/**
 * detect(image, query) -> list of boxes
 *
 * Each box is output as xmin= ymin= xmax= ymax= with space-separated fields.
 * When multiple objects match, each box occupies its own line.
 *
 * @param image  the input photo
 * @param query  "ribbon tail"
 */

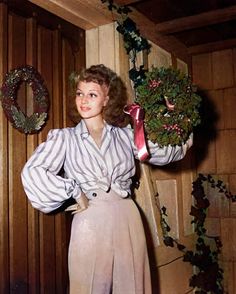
xmin=134 ymin=120 xmax=149 ymax=161
xmin=124 ymin=103 xmax=149 ymax=161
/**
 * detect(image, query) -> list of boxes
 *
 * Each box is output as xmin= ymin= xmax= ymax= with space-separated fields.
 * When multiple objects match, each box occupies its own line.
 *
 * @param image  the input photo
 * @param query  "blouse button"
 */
xmin=92 ymin=193 xmax=97 ymax=197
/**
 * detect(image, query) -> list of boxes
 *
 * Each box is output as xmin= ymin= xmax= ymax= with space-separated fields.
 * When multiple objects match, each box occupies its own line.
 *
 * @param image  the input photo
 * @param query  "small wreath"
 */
xmin=0 ymin=65 xmax=49 ymax=134
xmin=135 ymin=66 xmax=201 ymax=146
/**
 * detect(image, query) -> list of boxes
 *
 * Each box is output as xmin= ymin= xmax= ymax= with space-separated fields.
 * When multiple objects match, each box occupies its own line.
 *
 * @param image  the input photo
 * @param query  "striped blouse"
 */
xmin=21 ymin=120 xmax=191 ymax=213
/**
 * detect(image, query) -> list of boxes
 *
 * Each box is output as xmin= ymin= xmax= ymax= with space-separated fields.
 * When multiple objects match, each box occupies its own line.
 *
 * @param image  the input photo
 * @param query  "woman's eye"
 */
xmin=89 ymin=93 xmax=97 ymax=98
xmin=76 ymin=92 xmax=83 ymax=97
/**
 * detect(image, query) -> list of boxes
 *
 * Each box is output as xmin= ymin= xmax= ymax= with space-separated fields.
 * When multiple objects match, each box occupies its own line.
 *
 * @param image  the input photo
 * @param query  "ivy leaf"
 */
xmin=177 ymin=243 xmax=186 ymax=251
xmin=163 ymin=236 xmax=174 ymax=247
xmin=161 ymin=206 xmax=167 ymax=215
xmin=183 ymin=250 xmax=193 ymax=262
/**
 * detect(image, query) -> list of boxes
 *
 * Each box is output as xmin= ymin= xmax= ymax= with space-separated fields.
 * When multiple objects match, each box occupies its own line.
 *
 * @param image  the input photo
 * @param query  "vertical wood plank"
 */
xmin=223 ymin=88 xmax=236 ymax=129
xmin=156 ymin=179 xmax=179 ymax=239
xmin=147 ymin=41 xmax=172 ymax=68
xmin=8 ymin=13 xmax=28 ymax=293
xmin=212 ymin=49 xmax=234 ymax=89
xmin=229 ymin=174 xmax=236 ymax=217
xmin=86 ymin=27 xmax=99 ymax=67
xmin=192 ymin=53 xmax=213 ymax=90
xmin=220 ymin=218 xmax=236 ymax=261
xmin=75 ymin=30 xmax=86 ymax=73
xmin=207 ymin=174 xmax=230 ymax=218
xmin=216 ymin=130 xmax=236 ymax=174
xmin=181 ymin=170 xmax=194 ymax=236
xmin=37 ymin=25 xmax=56 ymax=294
xmin=26 ymin=17 xmax=40 ymax=294
xmin=0 ymin=3 xmax=9 ymax=294
xmin=53 ymin=29 xmax=68 ymax=294
xmin=62 ymin=38 xmax=76 ymax=127
xmin=176 ymin=58 xmax=188 ymax=74
xmin=117 ymin=34 xmax=133 ymax=102
xmin=98 ymin=23 xmax=116 ymax=70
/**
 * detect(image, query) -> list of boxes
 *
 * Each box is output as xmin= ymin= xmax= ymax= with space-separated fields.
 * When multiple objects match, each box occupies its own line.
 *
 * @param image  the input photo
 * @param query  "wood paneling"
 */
xmin=0 ymin=4 xmax=9 ymax=294
xmin=212 ymin=49 xmax=234 ymax=89
xmin=192 ymin=53 xmax=213 ymax=90
xmin=216 ymin=130 xmax=236 ymax=174
xmin=26 ymin=17 xmax=40 ymax=294
xmin=0 ymin=2 xmax=85 ymax=293
xmin=8 ymin=13 xmax=28 ymax=293
xmin=192 ymin=46 xmax=236 ymax=293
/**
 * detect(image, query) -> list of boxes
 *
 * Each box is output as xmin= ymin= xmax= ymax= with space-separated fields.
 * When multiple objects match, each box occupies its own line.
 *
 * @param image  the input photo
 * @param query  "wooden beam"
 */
xmin=156 ymin=5 xmax=236 ymax=34
xmin=188 ymin=37 xmax=236 ymax=55
xmin=129 ymin=9 xmax=190 ymax=63
xmin=115 ymin=0 xmax=141 ymax=4
xmin=29 ymin=0 xmax=190 ymax=63
xmin=28 ymin=0 xmax=114 ymax=29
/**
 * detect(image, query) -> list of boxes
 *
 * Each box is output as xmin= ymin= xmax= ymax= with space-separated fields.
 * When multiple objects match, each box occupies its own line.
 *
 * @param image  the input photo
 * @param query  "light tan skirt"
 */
xmin=68 ymin=189 xmax=152 ymax=294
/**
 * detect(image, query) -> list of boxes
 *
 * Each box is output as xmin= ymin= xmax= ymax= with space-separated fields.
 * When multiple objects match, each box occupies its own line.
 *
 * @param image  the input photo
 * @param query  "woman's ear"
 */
xmin=103 ymin=95 xmax=109 ymax=106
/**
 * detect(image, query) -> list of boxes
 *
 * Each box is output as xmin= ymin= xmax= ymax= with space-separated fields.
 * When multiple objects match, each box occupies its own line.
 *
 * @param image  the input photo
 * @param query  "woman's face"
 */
xmin=75 ymin=81 xmax=109 ymax=120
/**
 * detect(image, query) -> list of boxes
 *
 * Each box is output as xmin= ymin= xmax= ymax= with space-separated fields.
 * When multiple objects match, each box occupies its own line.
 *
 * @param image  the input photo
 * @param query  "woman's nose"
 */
xmin=81 ymin=95 xmax=88 ymax=104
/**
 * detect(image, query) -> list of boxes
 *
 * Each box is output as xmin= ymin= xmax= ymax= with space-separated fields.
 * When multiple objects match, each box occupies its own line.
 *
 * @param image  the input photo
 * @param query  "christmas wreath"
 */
xmin=135 ymin=66 xmax=201 ymax=146
xmin=0 ymin=65 xmax=49 ymax=134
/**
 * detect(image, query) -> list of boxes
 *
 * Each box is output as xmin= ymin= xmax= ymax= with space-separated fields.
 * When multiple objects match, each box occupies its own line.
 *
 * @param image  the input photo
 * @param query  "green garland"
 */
xmin=157 ymin=174 xmax=236 ymax=293
xmin=101 ymin=0 xmax=150 ymax=87
xmin=136 ymin=67 xmax=201 ymax=146
xmin=0 ymin=65 xmax=49 ymax=134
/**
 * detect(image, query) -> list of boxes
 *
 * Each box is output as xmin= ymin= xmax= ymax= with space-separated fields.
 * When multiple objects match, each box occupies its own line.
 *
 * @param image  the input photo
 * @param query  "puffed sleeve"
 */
xmin=125 ymin=125 xmax=193 ymax=165
xmin=147 ymin=133 xmax=193 ymax=165
xmin=21 ymin=129 xmax=82 ymax=213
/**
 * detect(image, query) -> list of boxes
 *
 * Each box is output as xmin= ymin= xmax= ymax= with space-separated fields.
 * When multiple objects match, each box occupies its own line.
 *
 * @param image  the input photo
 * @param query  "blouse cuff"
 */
xmin=65 ymin=180 xmax=82 ymax=202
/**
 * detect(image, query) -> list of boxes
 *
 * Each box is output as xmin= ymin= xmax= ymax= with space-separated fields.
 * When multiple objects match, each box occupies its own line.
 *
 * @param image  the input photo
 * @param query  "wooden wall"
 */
xmin=0 ymin=2 xmax=85 ymax=293
xmin=192 ymin=49 xmax=236 ymax=294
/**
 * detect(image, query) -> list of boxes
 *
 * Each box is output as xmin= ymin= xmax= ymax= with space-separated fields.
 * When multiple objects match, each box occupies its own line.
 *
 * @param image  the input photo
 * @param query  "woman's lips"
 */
xmin=80 ymin=106 xmax=91 ymax=112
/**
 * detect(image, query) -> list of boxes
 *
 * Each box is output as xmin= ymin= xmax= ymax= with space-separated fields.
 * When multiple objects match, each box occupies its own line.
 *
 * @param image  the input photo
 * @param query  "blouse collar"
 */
xmin=74 ymin=119 xmax=113 ymax=139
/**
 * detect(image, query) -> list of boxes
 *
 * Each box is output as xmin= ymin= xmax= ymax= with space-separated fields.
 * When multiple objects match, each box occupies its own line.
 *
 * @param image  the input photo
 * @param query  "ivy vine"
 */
xmin=101 ymin=0 xmax=150 ymax=87
xmin=157 ymin=174 xmax=236 ymax=294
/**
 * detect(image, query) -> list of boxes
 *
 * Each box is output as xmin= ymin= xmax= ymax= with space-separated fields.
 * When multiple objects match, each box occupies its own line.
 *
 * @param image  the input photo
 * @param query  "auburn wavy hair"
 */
xmin=70 ymin=64 xmax=130 ymax=127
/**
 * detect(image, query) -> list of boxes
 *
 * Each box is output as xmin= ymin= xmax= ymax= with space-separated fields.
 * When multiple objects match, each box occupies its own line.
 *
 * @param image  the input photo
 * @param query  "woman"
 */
xmin=21 ymin=64 xmax=192 ymax=294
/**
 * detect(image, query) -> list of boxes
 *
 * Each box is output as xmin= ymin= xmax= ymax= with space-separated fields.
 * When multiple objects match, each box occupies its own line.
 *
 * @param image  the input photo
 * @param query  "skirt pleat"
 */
xmin=68 ymin=189 xmax=152 ymax=294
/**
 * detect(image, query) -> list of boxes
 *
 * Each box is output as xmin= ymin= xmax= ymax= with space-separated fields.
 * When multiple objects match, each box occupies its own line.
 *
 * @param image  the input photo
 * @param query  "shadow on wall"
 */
xmin=194 ymin=90 xmax=219 ymax=168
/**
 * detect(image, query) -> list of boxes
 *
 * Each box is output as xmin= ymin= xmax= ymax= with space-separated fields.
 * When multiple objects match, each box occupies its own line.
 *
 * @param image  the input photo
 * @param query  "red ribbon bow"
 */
xmin=124 ymin=103 xmax=149 ymax=161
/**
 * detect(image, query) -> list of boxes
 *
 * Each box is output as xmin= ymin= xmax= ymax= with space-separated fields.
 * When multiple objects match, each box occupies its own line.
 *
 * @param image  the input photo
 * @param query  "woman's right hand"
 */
xmin=65 ymin=192 xmax=89 ymax=214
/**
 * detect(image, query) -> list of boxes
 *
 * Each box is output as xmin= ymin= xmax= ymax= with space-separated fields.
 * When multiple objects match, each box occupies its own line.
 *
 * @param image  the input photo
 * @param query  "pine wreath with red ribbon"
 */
xmin=135 ymin=66 xmax=201 ymax=146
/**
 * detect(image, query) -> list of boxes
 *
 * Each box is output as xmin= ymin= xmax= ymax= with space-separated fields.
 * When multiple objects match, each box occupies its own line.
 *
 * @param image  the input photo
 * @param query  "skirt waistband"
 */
xmin=86 ymin=189 xmax=130 ymax=201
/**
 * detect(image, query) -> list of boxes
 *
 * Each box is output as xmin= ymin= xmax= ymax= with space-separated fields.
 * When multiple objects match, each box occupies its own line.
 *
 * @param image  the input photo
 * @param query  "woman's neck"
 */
xmin=83 ymin=116 xmax=105 ymax=133
xmin=83 ymin=117 xmax=105 ymax=148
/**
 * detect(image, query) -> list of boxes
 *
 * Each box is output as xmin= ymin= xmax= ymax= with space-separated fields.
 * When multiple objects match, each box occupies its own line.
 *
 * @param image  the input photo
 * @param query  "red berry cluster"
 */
xmin=148 ymin=79 xmax=161 ymax=89
xmin=163 ymin=123 xmax=183 ymax=136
